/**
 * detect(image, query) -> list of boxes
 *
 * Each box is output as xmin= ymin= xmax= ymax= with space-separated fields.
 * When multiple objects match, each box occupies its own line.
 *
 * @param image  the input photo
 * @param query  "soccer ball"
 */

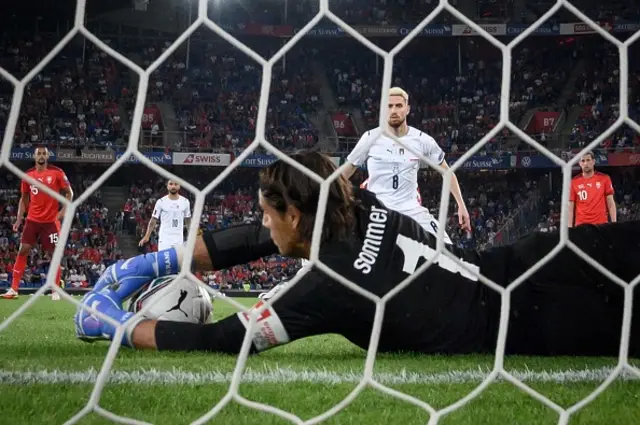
xmin=127 ymin=275 xmax=213 ymax=324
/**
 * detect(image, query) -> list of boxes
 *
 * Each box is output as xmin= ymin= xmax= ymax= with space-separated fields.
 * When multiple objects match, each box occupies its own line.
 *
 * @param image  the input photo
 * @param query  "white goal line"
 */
xmin=1 ymin=366 xmax=638 ymax=386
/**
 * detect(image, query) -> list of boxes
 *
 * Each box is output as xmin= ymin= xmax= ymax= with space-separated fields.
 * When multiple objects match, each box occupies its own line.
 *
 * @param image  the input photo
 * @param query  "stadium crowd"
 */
xmin=2 ymin=15 xmax=639 ymax=158
xmin=328 ymin=35 xmax=580 ymax=155
xmin=0 ymin=35 xmax=132 ymax=150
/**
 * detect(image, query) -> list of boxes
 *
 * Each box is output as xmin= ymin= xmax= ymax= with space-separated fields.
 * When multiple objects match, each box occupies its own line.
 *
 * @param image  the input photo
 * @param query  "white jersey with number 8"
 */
xmin=349 ymin=126 xmax=451 ymax=244
xmin=347 ymin=126 xmax=444 ymax=213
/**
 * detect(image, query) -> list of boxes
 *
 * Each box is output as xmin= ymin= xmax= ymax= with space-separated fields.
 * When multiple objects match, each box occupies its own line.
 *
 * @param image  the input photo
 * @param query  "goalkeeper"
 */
xmin=76 ymin=152 xmax=640 ymax=357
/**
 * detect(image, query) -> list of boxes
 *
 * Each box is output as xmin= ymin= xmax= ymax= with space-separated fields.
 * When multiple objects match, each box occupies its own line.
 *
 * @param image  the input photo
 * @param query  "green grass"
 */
xmin=1 ymin=296 xmax=639 ymax=425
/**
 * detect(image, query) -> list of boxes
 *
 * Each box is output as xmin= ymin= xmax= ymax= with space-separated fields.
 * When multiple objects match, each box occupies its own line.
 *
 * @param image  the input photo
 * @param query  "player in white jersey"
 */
xmin=342 ymin=87 xmax=471 ymax=243
xmin=139 ymin=180 xmax=192 ymax=251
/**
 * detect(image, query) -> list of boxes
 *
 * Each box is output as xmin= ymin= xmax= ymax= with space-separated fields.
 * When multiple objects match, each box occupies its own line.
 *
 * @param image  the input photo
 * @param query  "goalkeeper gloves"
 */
xmin=74 ymin=289 xmax=144 ymax=347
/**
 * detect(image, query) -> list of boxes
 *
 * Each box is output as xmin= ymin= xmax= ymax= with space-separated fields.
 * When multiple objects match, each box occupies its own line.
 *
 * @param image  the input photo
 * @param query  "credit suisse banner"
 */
xmin=7 ymin=149 xmax=639 ymax=169
xmin=449 ymin=155 xmax=511 ymax=170
xmin=57 ymin=149 xmax=114 ymax=164
xmin=526 ymin=111 xmax=560 ymax=134
xmin=115 ymin=151 xmax=173 ymax=165
xmin=240 ymin=154 xmax=341 ymax=168
xmin=173 ymin=152 xmax=231 ymax=166
xmin=516 ymin=152 xmax=609 ymax=168
xmin=241 ymin=20 xmax=640 ymax=38
xmin=7 ymin=148 xmax=56 ymax=162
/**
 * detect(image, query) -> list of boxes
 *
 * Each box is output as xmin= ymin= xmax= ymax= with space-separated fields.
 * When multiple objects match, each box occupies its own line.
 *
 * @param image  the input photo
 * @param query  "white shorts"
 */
xmin=405 ymin=208 xmax=453 ymax=245
xmin=158 ymin=239 xmax=183 ymax=251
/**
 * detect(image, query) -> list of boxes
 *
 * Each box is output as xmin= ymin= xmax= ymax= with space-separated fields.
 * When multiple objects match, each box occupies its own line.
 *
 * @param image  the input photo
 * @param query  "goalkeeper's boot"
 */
xmin=0 ymin=288 xmax=18 ymax=299
xmin=74 ymin=289 xmax=143 ymax=347
xmin=93 ymin=248 xmax=179 ymax=301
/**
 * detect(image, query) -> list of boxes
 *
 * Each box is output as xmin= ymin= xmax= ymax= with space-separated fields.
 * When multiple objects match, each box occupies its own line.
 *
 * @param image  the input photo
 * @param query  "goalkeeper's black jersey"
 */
xmin=156 ymin=188 xmax=505 ymax=355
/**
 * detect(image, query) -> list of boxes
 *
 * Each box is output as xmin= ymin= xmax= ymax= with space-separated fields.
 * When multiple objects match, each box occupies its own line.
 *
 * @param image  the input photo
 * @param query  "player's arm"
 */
xmin=85 ymin=269 xmax=334 ymax=354
xmin=423 ymin=134 xmax=470 ymax=231
xmin=605 ymin=177 xmax=616 ymax=223
xmin=58 ymin=187 xmax=74 ymax=219
xmin=568 ymin=183 xmax=576 ymax=228
xmin=140 ymin=201 xmax=161 ymax=245
xmin=606 ymin=195 xmax=617 ymax=222
xmin=91 ymin=221 xmax=279 ymax=300
xmin=57 ymin=171 xmax=74 ymax=220
xmin=15 ymin=181 xmax=31 ymax=227
xmin=184 ymin=199 xmax=192 ymax=230
xmin=568 ymin=201 xmax=575 ymax=228
xmin=342 ymin=131 xmax=373 ymax=180
xmin=440 ymin=160 xmax=467 ymax=212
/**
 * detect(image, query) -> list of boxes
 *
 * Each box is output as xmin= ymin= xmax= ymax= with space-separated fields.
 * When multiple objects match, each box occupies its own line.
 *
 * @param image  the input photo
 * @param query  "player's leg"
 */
xmin=499 ymin=221 xmax=640 ymax=357
xmin=1 ymin=221 xmax=36 ymax=299
xmin=411 ymin=208 xmax=453 ymax=245
xmin=40 ymin=221 xmax=63 ymax=300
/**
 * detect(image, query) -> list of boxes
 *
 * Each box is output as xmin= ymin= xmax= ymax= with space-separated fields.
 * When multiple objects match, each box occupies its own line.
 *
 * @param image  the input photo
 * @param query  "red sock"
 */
xmin=11 ymin=254 xmax=27 ymax=291
xmin=55 ymin=266 xmax=62 ymax=288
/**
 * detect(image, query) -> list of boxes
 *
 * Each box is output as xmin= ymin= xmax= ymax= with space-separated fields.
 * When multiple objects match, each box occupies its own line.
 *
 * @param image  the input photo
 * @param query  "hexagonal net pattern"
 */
xmin=1 ymin=0 xmax=639 ymax=424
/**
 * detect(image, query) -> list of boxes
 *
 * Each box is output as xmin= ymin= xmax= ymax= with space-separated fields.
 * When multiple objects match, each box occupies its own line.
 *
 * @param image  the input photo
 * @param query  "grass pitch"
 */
xmin=1 ymin=296 xmax=639 ymax=425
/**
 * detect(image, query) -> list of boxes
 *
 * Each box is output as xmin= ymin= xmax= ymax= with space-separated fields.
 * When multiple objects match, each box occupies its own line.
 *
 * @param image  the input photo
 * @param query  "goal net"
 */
xmin=0 ymin=0 xmax=638 ymax=424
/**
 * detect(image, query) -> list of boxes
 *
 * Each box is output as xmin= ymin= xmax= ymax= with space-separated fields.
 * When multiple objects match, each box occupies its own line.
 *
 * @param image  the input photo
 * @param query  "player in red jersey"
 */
xmin=568 ymin=151 xmax=617 ymax=228
xmin=1 ymin=146 xmax=74 ymax=300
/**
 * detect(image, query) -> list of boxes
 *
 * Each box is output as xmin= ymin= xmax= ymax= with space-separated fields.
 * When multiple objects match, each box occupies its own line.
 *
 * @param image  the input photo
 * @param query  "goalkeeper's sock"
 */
xmin=109 ymin=247 xmax=181 ymax=300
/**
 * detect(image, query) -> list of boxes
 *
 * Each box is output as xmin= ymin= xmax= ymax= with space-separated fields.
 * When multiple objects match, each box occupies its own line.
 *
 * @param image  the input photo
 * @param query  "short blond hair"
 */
xmin=388 ymin=87 xmax=409 ymax=103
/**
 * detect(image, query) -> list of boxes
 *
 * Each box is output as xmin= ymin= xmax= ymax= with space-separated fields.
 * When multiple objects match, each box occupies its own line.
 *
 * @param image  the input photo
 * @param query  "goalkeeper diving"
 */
xmin=76 ymin=152 xmax=640 ymax=357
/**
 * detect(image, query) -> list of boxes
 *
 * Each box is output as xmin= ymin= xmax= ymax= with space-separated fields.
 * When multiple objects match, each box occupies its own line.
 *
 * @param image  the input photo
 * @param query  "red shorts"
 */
xmin=21 ymin=219 xmax=61 ymax=252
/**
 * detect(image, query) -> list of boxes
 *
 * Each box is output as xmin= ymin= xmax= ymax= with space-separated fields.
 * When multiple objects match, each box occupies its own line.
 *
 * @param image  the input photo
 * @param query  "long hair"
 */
xmin=259 ymin=151 xmax=356 ymax=244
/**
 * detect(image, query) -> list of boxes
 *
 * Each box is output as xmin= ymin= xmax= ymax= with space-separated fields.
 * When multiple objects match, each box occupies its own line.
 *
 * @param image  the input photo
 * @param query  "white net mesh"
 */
xmin=0 ymin=0 xmax=639 ymax=424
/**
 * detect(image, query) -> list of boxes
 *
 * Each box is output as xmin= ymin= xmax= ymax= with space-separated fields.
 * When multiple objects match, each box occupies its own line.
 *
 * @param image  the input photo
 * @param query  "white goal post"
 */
xmin=0 ymin=0 xmax=639 ymax=424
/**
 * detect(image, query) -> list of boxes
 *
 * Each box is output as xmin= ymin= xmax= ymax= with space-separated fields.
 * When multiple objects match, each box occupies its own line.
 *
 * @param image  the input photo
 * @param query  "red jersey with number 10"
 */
xmin=570 ymin=172 xmax=614 ymax=226
xmin=21 ymin=165 xmax=70 ymax=223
